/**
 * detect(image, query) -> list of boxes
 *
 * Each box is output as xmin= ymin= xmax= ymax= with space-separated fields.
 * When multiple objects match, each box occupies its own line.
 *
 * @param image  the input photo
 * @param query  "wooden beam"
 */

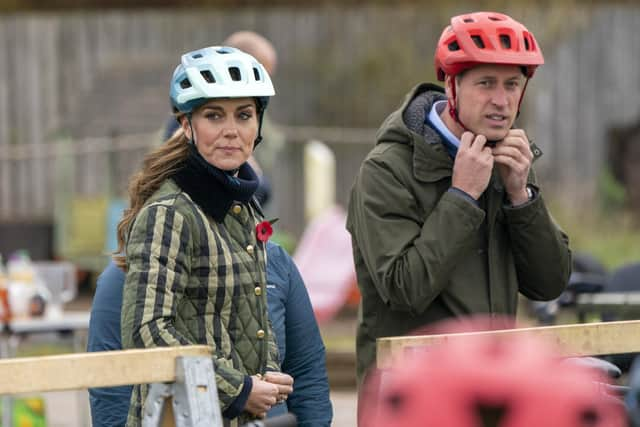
xmin=377 ymin=320 xmax=640 ymax=369
xmin=0 ymin=345 xmax=212 ymax=395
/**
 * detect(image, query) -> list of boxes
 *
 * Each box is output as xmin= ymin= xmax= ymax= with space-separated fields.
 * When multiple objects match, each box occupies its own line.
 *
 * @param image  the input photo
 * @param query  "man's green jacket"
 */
xmin=346 ymin=83 xmax=572 ymax=383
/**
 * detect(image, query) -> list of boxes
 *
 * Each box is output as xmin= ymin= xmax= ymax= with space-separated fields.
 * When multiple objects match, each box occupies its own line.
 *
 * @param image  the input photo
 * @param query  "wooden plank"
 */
xmin=0 ymin=345 xmax=212 ymax=395
xmin=377 ymin=320 xmax=640 ymax=369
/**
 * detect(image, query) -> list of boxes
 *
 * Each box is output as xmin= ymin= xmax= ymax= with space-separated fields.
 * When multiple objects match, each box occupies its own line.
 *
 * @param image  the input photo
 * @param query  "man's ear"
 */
xmin=444 ymin=75 xmax=453 ymax=98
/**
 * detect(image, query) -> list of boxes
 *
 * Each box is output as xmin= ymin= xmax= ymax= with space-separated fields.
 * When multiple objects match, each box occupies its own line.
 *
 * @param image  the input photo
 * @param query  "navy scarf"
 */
xmin=172 ymin=144 xmax=259 ymax=223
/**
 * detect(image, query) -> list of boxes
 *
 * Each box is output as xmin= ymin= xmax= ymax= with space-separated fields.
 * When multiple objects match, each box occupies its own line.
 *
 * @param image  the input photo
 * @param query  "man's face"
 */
xmin=451 ymin=64 xmax=525 ymax=141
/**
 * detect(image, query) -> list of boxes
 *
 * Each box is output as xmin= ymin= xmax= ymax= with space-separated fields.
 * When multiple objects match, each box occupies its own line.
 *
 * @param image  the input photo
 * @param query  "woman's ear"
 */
xmin=180 ymin=116 xmax=192 ymax=141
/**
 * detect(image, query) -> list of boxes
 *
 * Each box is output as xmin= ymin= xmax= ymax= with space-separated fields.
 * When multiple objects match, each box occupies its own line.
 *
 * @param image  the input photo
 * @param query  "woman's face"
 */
xmin=183 ymin=98 xmax=258 ymax=171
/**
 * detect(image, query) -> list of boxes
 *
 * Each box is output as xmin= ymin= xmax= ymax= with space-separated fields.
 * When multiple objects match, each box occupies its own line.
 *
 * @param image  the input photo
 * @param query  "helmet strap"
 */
xmin=186 ymin=114 xmax=197 ymax=145
xmin=447 ymin=77 xmax=470 ymax=133
xmin=517 ymin=77 xmax=530 ymax=116
xmin=254 ymin=109 xmax=265 ymax=149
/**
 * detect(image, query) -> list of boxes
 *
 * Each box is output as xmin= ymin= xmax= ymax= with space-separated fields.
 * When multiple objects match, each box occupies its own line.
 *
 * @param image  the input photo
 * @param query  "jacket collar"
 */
xmin=171 ymin=144 xmax=259 ymax=223
xmin=376 ymin=83 xmax=454 ymax=183
xmin=378 ymin=82 xmax=543 ymax=186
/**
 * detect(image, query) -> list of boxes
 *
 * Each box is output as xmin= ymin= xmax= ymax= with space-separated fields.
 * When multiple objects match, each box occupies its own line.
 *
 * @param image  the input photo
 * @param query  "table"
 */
xmin=0 ymin=311 xmax=90 ymax=427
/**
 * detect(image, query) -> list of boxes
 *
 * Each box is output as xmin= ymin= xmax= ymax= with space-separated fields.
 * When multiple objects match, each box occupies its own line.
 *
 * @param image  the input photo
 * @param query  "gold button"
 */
xmin=246 ymin=245 xmax=254 ymax=255
xmin=232 ymin=205 xmax=242 ymax=214
xmin=256 ymin=329 xmax=265 ymax=339
xmin=254 ymin=286 xmax=262 ymax=296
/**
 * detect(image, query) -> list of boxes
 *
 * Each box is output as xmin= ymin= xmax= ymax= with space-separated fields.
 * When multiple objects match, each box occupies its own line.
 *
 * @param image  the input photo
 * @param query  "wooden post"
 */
xmin=377 ymin=320 xmax=640 ymax=369
xmin=0 ymin=345 xmax=212 ymax=395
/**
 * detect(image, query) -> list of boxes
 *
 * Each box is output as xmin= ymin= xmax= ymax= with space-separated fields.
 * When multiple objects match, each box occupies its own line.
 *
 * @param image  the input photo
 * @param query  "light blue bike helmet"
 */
xmin=170 ymin=46 xmax=275 ymax=145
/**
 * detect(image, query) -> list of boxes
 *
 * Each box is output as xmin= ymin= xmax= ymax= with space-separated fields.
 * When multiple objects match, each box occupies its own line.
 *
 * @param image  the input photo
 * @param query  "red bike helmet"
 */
xmin=362 ymin=332 xmax=626 ymax=427
xmin=435 ymin=11 xmax=544 ymax=81
xmin=433 ymin=12 xmax=545 ymax=131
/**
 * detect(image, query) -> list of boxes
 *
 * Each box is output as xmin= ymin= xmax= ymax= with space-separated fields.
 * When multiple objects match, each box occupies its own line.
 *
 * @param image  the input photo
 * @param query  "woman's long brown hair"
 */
xmin=113 ymin=127 xmax=189 ymax=270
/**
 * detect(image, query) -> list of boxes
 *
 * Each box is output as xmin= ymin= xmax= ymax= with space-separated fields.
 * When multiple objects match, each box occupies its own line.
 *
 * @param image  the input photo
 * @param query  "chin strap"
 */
xmin=447 ymin=78 xmax=470 ymax=133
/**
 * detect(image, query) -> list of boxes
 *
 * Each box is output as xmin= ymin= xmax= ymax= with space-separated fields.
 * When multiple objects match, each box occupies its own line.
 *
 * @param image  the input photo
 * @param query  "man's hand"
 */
xmin=264 ymin=371 xmax=294 ymax=403
xmin=452 ymin=131 xmax=494 ymax=200
xmin=491 ymin=129 xmax=533 ymax=205
xmin=245 ymin=376 xmax=279 ymax=418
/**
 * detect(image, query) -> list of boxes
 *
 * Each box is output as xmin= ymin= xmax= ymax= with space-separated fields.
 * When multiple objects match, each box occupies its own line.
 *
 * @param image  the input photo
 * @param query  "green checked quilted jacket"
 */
xmin=121 ymin=179 xmax=280 ymax=426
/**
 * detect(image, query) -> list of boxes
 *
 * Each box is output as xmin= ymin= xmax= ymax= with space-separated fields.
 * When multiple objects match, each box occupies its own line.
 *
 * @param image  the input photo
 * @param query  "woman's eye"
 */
xmin=239 ymin=111 xmax=253 ymax=120
xmin=205 ymin=112 xmax=222 ymax=120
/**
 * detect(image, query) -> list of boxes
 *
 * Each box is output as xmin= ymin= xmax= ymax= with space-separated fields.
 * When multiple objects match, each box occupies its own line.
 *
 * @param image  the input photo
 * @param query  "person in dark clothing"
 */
xmin=346 ymin=11 xmax=572 ymax=399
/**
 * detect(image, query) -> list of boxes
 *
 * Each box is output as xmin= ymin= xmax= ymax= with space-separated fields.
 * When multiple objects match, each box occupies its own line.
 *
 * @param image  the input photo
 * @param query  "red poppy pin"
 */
xmin=256 ymin=218 xmax=278 ymax=243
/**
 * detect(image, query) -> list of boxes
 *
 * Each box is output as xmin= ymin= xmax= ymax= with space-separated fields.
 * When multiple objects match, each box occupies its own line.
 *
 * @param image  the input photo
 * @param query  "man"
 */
xmin=346 ymin=11 xmax=571 ymax=386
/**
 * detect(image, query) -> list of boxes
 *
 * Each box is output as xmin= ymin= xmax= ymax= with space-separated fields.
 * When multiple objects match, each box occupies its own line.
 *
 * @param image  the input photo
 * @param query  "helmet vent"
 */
xmin=217 ymin=48 xmax=233 ymax=54
xmin=385 ymin=392 xmax=405 ymax=413
xmin=471 ymin=35 xmax=485 ymax=49
xmin=524 ymin=36 xmax=531 ymax=51
xmin=180 ymin=78 xmax=192 ymax=89
xmin=475 ymin=402 xmax=508 ymax=427
xmin=448 ymin=40 xmax=460 ymax=51
xmin=192 ymin=53 xmax=203 ymax=59
xmin=499 ymin=35 xmax=511 ymax=49
xmin=200 ymin=70 xmax=216 ymax=83
xmin=579 ymin=408 xmax=600 ymax=426
xmin=463 ymin=18 xmax=474 ymax=23
xmin=488 ymin=15 xmax=505 ymax=21
xmin=228 ymin=67 xmax=242 ymax=81
xmin=253 ymin=67 xmax=261 ymax=81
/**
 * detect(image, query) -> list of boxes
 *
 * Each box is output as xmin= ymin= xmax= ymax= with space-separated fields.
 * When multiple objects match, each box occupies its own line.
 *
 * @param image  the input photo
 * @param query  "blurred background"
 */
xmin=1 ymin=0 xmax=640 ymax=425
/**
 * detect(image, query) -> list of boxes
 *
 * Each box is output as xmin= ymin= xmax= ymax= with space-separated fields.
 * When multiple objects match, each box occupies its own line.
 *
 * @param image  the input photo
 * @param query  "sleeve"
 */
xmin=504 ymin=184 xmax=572 ymax=301
xmin=280 ymin=249 xmax=333 ymax=426
xmin=120 ymin=204 xmax=249 ymax=413
xmin=266 ymin=319 xmax=282 ymax=373
xmin=348 ymin=157 xmax=486 ymax=314
xmin=87 ymin=262 xmax=131 ymax=427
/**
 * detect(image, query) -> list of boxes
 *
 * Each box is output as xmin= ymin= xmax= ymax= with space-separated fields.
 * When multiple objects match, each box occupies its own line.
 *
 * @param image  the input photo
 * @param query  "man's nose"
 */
xmin=491 ymin=87 xmax=509 ymax=107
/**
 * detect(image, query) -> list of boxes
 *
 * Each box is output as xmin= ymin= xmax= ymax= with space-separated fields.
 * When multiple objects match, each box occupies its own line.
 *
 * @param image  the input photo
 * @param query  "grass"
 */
xmin=551 ymin=201 xmax=640 ymax=271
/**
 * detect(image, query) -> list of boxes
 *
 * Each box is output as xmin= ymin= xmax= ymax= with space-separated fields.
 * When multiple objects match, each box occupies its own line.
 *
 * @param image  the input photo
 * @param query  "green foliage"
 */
xmin=552 ymin=200 xmax=640 ymax=270
xmin=597 ymin=167 xmax=627 ymax=214
xmin=270 ymin=230 xmax=297 ymax=255
xmin=315 ymin=33 xmax=436 ymax=127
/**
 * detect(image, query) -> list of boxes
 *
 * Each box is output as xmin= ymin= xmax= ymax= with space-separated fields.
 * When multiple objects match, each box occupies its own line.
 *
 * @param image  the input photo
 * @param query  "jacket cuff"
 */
xmin=223 ymin=375 xmax=252 ymax=419
xmin=448 ymin=187 xmax=479 ymax=207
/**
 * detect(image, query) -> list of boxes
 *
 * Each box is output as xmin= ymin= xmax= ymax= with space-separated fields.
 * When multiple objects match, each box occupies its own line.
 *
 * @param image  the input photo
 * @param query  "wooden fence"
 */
xmin=2 ymin=4 xmax=640 ymax=225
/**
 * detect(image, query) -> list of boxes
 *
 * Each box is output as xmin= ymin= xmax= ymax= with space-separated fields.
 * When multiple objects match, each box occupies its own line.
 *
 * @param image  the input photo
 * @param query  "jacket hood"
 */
xmin=376 ymin=83 xmax=446 ymax=147
xmin=376 ymin=83 xmax=453 ymax=183
xmin=375 ymin=83 xmax=543 ymax=185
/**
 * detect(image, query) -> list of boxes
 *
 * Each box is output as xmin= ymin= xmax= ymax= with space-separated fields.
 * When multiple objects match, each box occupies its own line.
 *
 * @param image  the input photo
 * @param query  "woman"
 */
xmin=115 ymin=46 xmax=293 ymax=426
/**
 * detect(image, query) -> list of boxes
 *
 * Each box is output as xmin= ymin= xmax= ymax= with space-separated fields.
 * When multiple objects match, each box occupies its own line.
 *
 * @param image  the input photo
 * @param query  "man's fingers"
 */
xmin=459 ymin=131 xmax=475 ymax=149
xmin=473 ymin=134 xmax=487 ymax=149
